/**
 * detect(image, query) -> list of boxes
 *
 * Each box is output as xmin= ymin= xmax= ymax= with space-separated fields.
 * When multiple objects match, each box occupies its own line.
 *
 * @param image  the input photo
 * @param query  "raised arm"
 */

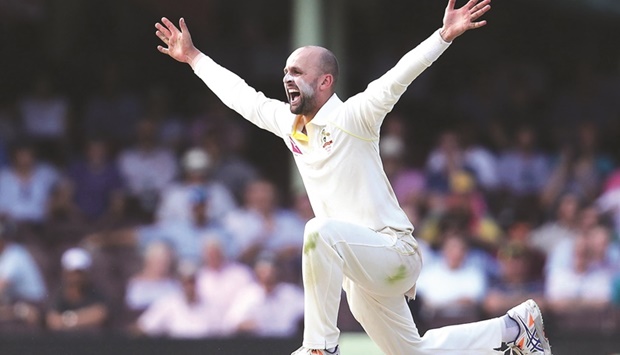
xmin=346 ymin=0 xmax=491 ymax=135
xmin=390 ymin=0 xmax=491 ymax=88
xmin=155 ymin=17 xmax=291 ymax=137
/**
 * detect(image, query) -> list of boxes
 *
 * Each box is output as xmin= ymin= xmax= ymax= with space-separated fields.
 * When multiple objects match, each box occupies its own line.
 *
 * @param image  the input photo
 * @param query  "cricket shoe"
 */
xmin=291 ymin=346 xmax=339 ymax=355
xmin=505 ymin=299 xmax=552 ymax=355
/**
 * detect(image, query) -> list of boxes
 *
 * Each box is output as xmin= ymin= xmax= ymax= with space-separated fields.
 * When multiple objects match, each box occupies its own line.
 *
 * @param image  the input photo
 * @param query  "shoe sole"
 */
xmin=526 ymin=300 xmax=553 ymax=355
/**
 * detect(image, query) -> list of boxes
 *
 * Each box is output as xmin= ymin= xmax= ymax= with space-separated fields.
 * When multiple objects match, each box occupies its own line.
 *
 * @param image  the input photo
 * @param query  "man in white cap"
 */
xmin=156 ymin=147 xmax=236 ymax=223
xmin=46 ymin=248 xmax=109 ymax=332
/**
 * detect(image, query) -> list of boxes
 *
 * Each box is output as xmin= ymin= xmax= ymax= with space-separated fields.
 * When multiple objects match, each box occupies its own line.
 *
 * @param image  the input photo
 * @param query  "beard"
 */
xmin=290 ymin=95 xmax=313 ymax=115
xmin=288 ymin=78 xmax=317 ymax=115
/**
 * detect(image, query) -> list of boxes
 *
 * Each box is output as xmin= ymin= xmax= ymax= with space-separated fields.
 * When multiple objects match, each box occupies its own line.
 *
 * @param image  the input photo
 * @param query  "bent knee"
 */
xmin=303 ymin=218 xmax=336 ymax=254
xmin=304 ymin=217 xmax=331 ymax=235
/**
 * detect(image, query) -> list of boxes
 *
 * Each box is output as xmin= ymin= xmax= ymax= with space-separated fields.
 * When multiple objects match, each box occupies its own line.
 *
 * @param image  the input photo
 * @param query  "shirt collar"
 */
xmin=290 ymin=94 xmax=342 ymax=141
xmin=309 ymin=93 xmax=342 ymax=126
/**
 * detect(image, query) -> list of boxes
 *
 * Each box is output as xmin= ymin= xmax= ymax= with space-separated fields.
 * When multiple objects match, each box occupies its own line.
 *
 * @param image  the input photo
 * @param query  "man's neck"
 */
xmin=300 ymin=114 xmax=313 ymax=126
xmin=300 ymin=92 xmax=333 ymax=125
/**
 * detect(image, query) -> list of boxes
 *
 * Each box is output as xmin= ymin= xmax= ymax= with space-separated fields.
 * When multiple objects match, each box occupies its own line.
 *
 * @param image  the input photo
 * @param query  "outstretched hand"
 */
xmin=440 ymin=0 xmax=491 ymax=42
xmin=155 ymin=17 xmax=201 ymax=64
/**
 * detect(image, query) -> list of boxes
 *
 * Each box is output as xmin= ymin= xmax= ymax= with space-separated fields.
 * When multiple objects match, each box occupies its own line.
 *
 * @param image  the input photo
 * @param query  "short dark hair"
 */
xmin=318 ymin=49 xmax=339 ymax=87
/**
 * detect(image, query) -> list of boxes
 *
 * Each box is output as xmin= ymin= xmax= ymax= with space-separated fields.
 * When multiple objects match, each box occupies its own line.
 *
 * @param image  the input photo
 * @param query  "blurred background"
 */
xmin=0 ymin=0 xmax=619 ymax=354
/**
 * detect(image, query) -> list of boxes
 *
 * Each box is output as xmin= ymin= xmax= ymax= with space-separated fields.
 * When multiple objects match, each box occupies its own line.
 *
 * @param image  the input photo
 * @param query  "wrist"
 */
xmin=439 ymin=27 xmax=456 ymax=43
xmin=186 ymin=48 xmax=201 ymax=65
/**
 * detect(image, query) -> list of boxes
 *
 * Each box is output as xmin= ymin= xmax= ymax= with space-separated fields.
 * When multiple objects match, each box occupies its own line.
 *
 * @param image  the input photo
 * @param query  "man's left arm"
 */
xmin=348 ymin=0 xmax=491 ymax=134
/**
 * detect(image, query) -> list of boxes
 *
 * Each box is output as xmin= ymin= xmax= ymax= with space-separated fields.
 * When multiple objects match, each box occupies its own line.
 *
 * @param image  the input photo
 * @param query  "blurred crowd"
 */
xmin=1 ymin=0 xmax=620 ymax=342
xmin=0 ymin=65 xmax=620 ymax=340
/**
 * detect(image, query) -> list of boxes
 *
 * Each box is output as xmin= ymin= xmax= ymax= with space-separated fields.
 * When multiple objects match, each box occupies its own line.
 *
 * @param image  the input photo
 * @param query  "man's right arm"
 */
xmin=190 ymin=53 xmax=291 ymax=137
xmin=155 ymin=17 xmax=290 ymax=138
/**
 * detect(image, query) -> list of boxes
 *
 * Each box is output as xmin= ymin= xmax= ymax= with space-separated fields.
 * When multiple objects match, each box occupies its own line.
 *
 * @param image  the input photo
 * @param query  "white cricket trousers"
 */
xmin=301 ymin=217 xmax=504 ymax=355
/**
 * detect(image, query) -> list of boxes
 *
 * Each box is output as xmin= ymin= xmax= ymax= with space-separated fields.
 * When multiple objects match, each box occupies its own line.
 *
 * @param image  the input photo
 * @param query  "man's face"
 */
xmin=283 ymin=48 xmax=322 ymax=115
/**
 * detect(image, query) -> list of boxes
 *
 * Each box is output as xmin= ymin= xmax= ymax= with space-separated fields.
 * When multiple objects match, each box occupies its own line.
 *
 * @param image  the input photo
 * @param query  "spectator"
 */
xmin=0 ymin=220 xmax=46 ymax=330
xmin=136 ymin=261 xmax=218 ymax=338
xmin=425 ymin=130 xmax=467 ymax=192
xmin=196 ymin=238 xmax=254 ymax=334
xmin=157 ymin=147 xmax=236 ymax=223
xmin=83 ymin=190 xmax=235 ymax=312
xmin=460 ymin=126 xmax=500 ymax=192
xmin=125 ymin=241 xmax=181 ymax=313
xmin=587 ymin=224 xmax=620 ymax=271
xmin=501 ymin=219 xmax=547 ymax=279
xmin=224 ymin=179 xmax=304 ymax=265
xmin=137 ymin=188 xmax=234 ymax=264
xmin=497 ymin=125 xmax=550 ymax=198
xmin=379 ymin=112 xmax=427 ymax=205
xmin=542 ymin=122 xmax=613 ymax=209
xmin=418 ymin=171 xmax=502 ymax=252
xmin=483 ymin=243 xmax=545 ymax=317
xmin=118 ymin=118 xmax=177 ymax=216
xmin=0 ymin=142 xmax=59 ymax=223
xmin=416 ymin=232 xmax=487 ymax=324
xmin=545 ymin=205 xmax=605 ymax=274
xmin=224 ymin=254 xmax=303 ymax=337
xmin=197 ymin=123 xmax=259 ymax=205
xmin=68 ymin=137 xmax=124 ymax=222
xmin=380 ymin=135 xmax=426 ymax=206
xmin=25 ymin=179 xmax=90 ymax=291
xmin=529 ymin=191 xmax=581 ymax=256
xmin=426 ymin=128 xmax=498 ymax=193
xmin=46 ymin=248 xmax=109 ymax=333
xmin=545 ymin=226 xmax=615 ymax=314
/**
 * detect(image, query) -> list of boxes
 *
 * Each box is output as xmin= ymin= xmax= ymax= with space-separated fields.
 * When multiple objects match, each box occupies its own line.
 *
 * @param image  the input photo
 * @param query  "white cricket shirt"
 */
xmin=193 ymin=30 xmax=450 ymax=237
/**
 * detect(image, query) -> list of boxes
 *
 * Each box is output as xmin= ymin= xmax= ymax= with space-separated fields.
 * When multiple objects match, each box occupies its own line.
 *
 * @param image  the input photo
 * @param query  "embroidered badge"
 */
xmin=320 ymin=128 xmax=333 ymax=152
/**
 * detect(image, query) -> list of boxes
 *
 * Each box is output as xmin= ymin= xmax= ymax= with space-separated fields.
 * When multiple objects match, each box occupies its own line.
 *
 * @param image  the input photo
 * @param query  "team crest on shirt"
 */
xmin=320 ymin=128 xmax=333 ymax=152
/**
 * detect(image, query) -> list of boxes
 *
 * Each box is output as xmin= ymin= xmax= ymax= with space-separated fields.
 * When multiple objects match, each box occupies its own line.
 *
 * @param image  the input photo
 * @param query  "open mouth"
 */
xmin=288 ymin=89 xmax=301 ymax=106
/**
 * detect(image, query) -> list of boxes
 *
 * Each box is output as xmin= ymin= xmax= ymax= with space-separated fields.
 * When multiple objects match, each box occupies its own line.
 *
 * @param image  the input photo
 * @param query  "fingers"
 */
xmin=161 ymin=17 xmax=180 ymax=36
xmin=155 ymin=22 xmax=172 ymax=39
xmin=466 ymin=21 xmax=487 ymax=31
xmin=157 ymin=45 xmax=169 ymax=55
xmin=155 ymin=30 xmax=169 ymax=45
xmin=470 ymin=0 xmax=491 ymax=14
xmin=470 ymin=3 xmax=491 ymax=20
xmin=179 ymin=17 xmax=189 ymax=33
xmin=470 ymin=20 xmax=487 ymax=30
xmin=446 ymin=0 xmax=456 ymax=10
xmin=464 ymin=0 xmax=479 ymax=10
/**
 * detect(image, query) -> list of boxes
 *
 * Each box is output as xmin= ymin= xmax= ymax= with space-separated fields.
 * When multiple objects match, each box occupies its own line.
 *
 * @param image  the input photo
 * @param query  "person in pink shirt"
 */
xmin=136 ymin=261 xmax=218 ymax=338
xmin=224 ymin=255 xmax=304 ymax=337
xmin=195 ymin=237 xmax=253 ymax=335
